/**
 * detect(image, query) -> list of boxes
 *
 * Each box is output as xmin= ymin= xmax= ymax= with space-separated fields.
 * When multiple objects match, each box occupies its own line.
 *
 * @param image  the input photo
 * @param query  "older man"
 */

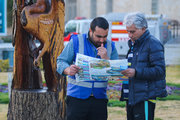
xmin=121 ymin=12 xmax=167 ymax=120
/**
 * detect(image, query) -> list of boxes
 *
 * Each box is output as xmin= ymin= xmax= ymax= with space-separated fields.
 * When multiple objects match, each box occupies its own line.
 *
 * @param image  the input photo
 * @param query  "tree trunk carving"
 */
xmin=8 ymin=0 xmax=66 ymax=119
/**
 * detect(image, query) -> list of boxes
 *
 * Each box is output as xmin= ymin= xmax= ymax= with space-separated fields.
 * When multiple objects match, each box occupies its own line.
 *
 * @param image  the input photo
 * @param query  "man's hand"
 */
xmin=121 ymin=68 xmax=136 ymax=78
xmin=97 ymin=44 xmax=109 ymax=59
xmin=63 ymin=65 xmax=80 ymax=76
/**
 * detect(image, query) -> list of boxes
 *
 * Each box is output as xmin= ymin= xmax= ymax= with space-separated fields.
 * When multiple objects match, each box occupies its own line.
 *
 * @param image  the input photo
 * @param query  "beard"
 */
xmin=89 ymin=35 xmax=107 ymax=48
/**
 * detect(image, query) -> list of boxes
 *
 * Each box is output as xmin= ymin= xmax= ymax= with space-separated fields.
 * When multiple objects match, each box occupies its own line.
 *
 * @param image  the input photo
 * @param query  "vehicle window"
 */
xmin=81 ymin=22 xmax=90 ymax=34
xmin=64 ymin=22 xmax=77 ymax=36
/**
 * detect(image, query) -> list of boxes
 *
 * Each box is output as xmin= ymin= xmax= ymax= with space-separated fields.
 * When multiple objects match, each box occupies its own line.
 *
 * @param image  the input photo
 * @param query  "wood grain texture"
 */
xmin=8 ymin=89 xmax=66 ymax=120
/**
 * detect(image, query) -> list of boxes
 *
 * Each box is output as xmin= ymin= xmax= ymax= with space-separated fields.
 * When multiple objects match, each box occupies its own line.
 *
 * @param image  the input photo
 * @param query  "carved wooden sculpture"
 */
xmin=21 ymin=0 xmax=65 ymax=91
xmin=12 ymin=0 xmax=43 ymax=90
xmin=8 ymin=0 xmax=66 ymax=119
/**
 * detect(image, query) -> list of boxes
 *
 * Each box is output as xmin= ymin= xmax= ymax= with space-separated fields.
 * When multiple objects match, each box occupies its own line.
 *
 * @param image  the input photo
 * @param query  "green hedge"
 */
xmin=1 ymin=36 xmax=12 ymax=43
xmin=108 ymin=100 xmax=126 ymax=107
xmin=0 ymin=59 xmax=10 ymax=72
xmin=0 ymin=93 xmax=9 ymax=104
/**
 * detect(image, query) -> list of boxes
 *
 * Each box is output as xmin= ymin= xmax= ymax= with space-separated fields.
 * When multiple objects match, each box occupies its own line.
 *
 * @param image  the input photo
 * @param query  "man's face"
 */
xmin=126 ymin=24 xmax=146 ymax=42
xmin=89 ymin=26 xmax=109 ymax=47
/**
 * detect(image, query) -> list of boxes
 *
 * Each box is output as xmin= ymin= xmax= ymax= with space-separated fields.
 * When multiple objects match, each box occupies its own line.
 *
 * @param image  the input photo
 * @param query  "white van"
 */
xmin=64 ymin=19 xmax=92 ymax=46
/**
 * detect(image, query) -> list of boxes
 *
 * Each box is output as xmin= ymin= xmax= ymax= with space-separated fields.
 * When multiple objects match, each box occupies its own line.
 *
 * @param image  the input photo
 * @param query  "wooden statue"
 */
xmin=20 ymin=0 xmax=65 ymax=91
xmin=8 ymin=0 xmax=66 ymax=119
xmin=11 ymin=0 xmax=43 ymax=90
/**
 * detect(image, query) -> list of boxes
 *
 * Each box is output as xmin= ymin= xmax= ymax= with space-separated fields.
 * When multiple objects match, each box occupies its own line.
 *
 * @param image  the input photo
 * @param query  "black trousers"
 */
xmin=66 ymin=96 xmax=108 ymax=120
xmin=127 ymin=101 xmax=156 ymax=120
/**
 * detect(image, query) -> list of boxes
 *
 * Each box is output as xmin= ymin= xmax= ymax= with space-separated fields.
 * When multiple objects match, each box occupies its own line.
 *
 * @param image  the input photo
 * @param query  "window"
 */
xmin=152 ymin=0 xmax=158 ymax=14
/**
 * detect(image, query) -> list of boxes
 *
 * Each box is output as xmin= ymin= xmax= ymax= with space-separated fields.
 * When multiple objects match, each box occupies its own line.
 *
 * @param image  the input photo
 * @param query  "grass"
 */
xmin=108 ymin=100 xmax=126 ymax=107
xmin=0 ymin=104 xmax=8 ymax=120
xmin=155 ymin=118 xmax=162 ymax=120
xmin=154 ymin=100 xmax=180 ymax=120
xmin=167 ymin=82 xmax=180 ymax=88
xmin=166 ymin=65 xmax=180 ymax=84
xmin=0 ymin=72 xmax=9 ymax=83
xmin=158 ymin=93 xmax=180 ymax=101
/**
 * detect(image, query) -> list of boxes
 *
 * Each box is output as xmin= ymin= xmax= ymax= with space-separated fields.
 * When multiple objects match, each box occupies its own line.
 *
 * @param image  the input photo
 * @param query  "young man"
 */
xmin=57 ymin=17 xmax=119 ymax=120
xmin=121 ymin=12 xmax=167 ymax=120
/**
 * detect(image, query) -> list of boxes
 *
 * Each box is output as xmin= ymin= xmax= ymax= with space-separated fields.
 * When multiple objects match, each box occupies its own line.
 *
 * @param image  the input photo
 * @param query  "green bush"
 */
xmin=1 ymin=36 xmax=12 ymax=43
xmin=0 ymin=93 xmax=9 ymax=104
xmin=0 ymin=59 xmax=10 ymax=72
xmin=1 ymin=83 xmax=8 ymax=86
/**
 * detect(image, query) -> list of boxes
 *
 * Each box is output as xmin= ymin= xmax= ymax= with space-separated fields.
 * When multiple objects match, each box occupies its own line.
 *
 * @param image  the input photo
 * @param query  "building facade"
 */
xmin=64 ymin=0 xmax=180 ymax=22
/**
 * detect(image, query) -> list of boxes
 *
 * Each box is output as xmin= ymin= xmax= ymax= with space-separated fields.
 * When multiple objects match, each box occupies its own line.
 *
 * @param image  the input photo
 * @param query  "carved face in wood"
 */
xmin=21 ymin=0 xmax=52 ymax=41
xmin=20 ymin=0 xmax=65 ymax=66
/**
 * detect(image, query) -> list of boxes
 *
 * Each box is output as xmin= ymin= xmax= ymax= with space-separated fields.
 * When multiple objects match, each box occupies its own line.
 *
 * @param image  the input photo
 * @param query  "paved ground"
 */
xmin=164 ymin=37 xmax=180 ymax=65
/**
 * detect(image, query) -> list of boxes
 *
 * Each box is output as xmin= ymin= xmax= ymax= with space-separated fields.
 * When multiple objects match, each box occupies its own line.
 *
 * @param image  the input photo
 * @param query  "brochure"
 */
xmin=75 ymin=53 xmax=128 ymax=82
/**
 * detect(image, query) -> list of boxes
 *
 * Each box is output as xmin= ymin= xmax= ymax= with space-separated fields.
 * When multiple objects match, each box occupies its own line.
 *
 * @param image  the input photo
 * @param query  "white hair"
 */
xmin=124 ymin=12 xmax=148 ymax=29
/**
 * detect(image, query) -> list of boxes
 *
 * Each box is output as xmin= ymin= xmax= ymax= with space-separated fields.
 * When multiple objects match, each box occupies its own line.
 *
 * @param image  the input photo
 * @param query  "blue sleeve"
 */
xmin=57 ymin=39 xmax=75 ymax=75
xmin=110 ymin=41 xmax=119 ymax=60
